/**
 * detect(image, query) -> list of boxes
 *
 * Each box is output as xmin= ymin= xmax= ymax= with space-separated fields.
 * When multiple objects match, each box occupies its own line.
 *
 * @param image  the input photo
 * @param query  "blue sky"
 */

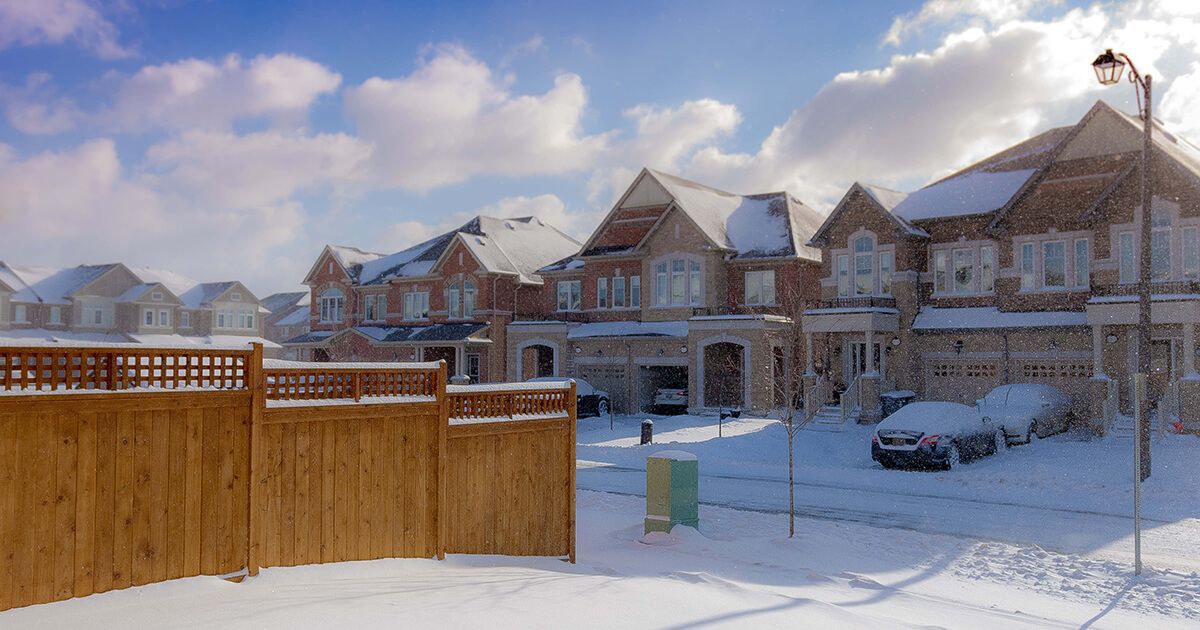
xmin=1 ymin=0 xmax=1198 ymax=294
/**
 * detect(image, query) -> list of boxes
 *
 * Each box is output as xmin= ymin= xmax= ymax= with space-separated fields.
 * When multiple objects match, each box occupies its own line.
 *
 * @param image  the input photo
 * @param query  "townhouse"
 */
xmin=283 ymin=216 xmax=580 ymax=382
xmin=0 ymin=261 xmax=276 ymax=352
xmin=506 ymin=168 xmax=825 ymax=414
xmin=261 ymin=291 xmax=310 ymax=360
xmin=803 ymin=100 xmax=1200 ymax=430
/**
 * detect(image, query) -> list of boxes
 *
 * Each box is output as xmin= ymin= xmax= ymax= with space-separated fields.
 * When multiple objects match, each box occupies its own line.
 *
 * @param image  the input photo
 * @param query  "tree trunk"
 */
xmin=788 ymin=426 xmax=795 ymax=538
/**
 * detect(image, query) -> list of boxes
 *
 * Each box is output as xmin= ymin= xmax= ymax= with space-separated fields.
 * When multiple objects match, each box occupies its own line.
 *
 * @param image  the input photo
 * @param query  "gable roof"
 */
xmin=273 ymin=305 xmax=310 ymax=327
xmin=0 ymin=263 xmax=121 ymax=304
xmin=261 ymin=291 xmax=309 ymax=314
xmin=808 ymin=182 xmax=927 ymax=247
xmin=116 ymin=282 xmax=184 ymax=305
xmin=358 ymin=215 xmax=581 ymax=286
xmin=129 ymin=268 xmax=255 ymax=309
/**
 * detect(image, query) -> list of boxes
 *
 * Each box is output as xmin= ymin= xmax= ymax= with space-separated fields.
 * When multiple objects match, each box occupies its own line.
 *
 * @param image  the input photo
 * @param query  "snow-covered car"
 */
xmin=871 ymin=401 xmax=1006 ymax=470
xmin=977 ymin=384 xmax=1072 ymax=445
xmin=527 ymin=376 xmax=610 ymax=417
xmin=652 ymin=387 xmax=688 ymax=413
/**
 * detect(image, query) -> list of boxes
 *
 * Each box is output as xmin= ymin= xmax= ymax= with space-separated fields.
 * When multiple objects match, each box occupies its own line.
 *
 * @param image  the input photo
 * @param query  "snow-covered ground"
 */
xmin=3 ymin=490 xmax=1195 ymax=629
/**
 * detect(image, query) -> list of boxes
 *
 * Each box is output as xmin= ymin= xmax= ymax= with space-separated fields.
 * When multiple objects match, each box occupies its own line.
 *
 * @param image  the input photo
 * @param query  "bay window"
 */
xmin=1119 ymin=205 xmax=1200 ymax=284
xmin=403 ymin=292 xmax=429 ymax=320
xmin=557 ymin=280 xmax=581 ymax=311
xmin=655 ymin=258 xmax=701 ymax=306
xmin=934 ymin=242 xmax=996 ymax=295
xmin=744 ymin=270 xmax=776 ymax=306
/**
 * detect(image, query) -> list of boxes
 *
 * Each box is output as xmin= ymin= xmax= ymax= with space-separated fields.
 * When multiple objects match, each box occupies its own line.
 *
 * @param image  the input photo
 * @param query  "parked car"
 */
xmin=977 ymin=384 xmax=1072 ymax=445
xmin=527 ymin=377 xmax=610 ymax=418
xmin=652 ymin=387 xmax=688 ymax=413
xmin=871 ymin=401 xmax=1006 ymax=470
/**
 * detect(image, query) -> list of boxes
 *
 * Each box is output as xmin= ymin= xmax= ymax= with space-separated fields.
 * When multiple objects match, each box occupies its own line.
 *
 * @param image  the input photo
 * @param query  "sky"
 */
xmin=1 ymin=0 xmax=1200 ymax=296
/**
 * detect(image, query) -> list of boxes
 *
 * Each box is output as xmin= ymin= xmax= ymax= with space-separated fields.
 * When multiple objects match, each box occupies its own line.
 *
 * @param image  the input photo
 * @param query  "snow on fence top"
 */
xmin=263 ymin=358 xmax=444 ymax=370
xmin=447 ymin=380 xmax=572 ymax=393
xmin=0 ymin=345 xmax=251 ymax=394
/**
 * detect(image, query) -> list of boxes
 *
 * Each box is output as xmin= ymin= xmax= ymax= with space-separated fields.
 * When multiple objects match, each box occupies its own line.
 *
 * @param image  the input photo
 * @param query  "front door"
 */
xmin=1149 ymin=339 xmax=1176 ymax=404
xmin=847 ymin=341 xmax=883 ymax=383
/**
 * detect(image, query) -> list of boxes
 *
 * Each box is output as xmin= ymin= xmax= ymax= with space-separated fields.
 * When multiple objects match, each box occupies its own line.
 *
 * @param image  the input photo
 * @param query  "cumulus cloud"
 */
xmin=102 ymin=54 xmax=342 ymax=132
xmin=345 ymin=45 xmax=611 ymax=191
xmin=0 ymin=0 xmax=131 ymax=59
xmin=1 ymin=72 xmax=81 ymax=134
xmin=883 ymin=0 xmax=1058 ymax=46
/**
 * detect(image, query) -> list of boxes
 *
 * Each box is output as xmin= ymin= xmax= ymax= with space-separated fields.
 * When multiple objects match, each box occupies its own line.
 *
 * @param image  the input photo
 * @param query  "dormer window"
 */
xmin=231 ymin=292 xmax=242 ymax=302
xmin=151 ymin=292 xmax=163 ymax=301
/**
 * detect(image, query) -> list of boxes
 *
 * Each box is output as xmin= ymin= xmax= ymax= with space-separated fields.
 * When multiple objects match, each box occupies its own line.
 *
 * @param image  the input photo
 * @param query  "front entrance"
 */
xmin=846 ymin=341 xmax=883 ymax=383
xmin=521 ymin=344 xmax=556 ymax=379
xmin=1149 ymin=338 xmax=1178 ymax=403
xmin=424 ymin=346 xmax=457 ymax=376
xmin=703 ymin=342 xmax=744 ymax=409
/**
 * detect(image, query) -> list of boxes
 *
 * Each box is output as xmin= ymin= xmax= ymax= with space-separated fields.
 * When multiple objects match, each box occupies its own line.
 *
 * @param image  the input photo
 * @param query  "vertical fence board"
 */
xmin=111 ymin=410 xmax=134 ymax=590
xmin=0 ymin=414 xmax=16 ymax=611
xmin=183 ymin=408 xmax=202 ymax=577
xmin=131 ymin=413 xmax=152 ymax=586
xmin=199 ymin=407 xmax=219 ymax=576
xmin=280 ymin=422 xmax=296 ymax=566
xmin=166 ymin=409 xmax=187 ymax=580
xmin=34 ymin=413 xmax=57 ymax=604
xmin=149 ymin=409 xmax=170 ymax=584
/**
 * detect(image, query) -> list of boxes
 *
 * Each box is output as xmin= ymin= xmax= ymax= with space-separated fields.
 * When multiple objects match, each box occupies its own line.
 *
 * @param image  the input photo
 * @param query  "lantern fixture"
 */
xmin=890 ymin=337 xmax=901 ymax=347
xmin=1091 ymin=49 xmax=1125 ymax=86
xmin=680 ymin=345 xmax=688 ymax=354
xmin=953 ymin=339 xmax=964 ymax=355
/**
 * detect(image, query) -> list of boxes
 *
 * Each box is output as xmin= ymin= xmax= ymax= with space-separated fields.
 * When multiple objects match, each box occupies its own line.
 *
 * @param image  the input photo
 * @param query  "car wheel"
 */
xmin=993 ymin=429 xmax=1007 ymax=455
xmin=597 ymin=398 xmax=610 ymax=416
xmin=945 ymin=444 xmax=961 ymax=470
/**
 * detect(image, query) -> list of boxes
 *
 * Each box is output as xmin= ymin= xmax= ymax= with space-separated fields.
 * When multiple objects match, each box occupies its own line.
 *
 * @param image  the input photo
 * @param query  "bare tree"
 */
xmin=766 ymin=283 xmax=817 ymax=538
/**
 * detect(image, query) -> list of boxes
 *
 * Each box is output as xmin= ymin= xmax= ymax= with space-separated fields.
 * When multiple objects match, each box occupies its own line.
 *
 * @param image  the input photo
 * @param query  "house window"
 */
xmin=231 ymin=292 xmax=242 ymax=302
xmin=1042 ymin=241 xmax=1066 ymax=288
xmin=613 ymin=276 xmax=626 ymax=308
xmin=14 ymin=304 xmax=27 ymax=323
xmin=1151 ymin=208 xmax=1172 ymax=281
xmin=630 ymin=275 xmax=641 ymax=308
xmin=463 ymin=278 xmax=476 ymax=317
xmin=364 ymin=294 xmax=387 ymax=321
xmin=1020 ymin=243 xmax=1035 ymax=290
xmin=854 ymin=236 xmax=874 ymax=296
xmin=953 ymin=249 xmax=975 ymax=293
xmin=880 ymin=251 xmax=894 ymax=296
xmin=447 ymin=281 xmax=461 ymax=318
xmin=236 ymin=310 xmax=253 ymax=329
xmin=1074 ymin=239 xmax=1090 ymax=288
xmin=158 ymin=309 xmax=170 ymax=327
xmin=319 ymin=289 xmax=345 ymax=323
xmin=837 ymin=255 xmax=850 ymax=297
xmin=151 ymin=292 xmax=163 ymax=301
xmin=655 ymin=258 xmax=701 ymax=306
xmin=49 ymin=306 xmax=61 ymax=324
xmin=744 ymin=270 xmax=776 ymax=305
xmin=466 ymin=354 xmax=481 ymax=382
xmin=1119 ymin=231 xmax=1135 ymax=284
xmin=934 ymin=251 xmax=948 ymax=294
xmin=1185 ymin=227 xmax=1199 ymax=280
xmin=597 ymin=277 xmax=608 ymax=309
xmin=180 ymin=311 xmax=191 ymax=328
xmin=980 ymin=246 xmax=994 ymax=293
xmin=83 ymin=302 xmax=105 ymax=326
xmin=403 ymin=292 xmax=430 ymax=320
xmin=144 ymin=308 xmax=155 ymax=326
xmin=557 ymin=280 xmax=581 ymax=311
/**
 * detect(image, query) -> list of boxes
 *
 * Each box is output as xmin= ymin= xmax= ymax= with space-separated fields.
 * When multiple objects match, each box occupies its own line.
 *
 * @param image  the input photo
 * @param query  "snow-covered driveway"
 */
xmin=577 ymin=414 xmax=1200 ymax=573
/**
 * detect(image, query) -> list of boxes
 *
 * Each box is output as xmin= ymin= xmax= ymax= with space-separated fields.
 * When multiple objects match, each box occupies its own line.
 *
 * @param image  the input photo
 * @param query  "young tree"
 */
xmin=767 ymin=283 xmax=819 ymax=538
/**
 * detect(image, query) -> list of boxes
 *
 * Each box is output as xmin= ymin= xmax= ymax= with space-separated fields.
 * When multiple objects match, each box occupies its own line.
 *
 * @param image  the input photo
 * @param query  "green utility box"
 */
xmin=645 ymin=450 xmax=699 ymax=534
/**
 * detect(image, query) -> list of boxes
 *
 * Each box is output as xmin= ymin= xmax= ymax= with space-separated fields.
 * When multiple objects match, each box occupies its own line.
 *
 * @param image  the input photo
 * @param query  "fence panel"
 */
xmin=0 ymin=390 xmax=251 ymax=611
xmin=0 ymin=347 xmax=250 ymax=393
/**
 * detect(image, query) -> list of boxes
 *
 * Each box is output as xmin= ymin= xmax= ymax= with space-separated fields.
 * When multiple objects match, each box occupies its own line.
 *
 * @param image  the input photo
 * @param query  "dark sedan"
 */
xmin=528 ymin=377 xmax=611 ymax=418
xmin=871 ymin=401 xmax=1006 ymax=470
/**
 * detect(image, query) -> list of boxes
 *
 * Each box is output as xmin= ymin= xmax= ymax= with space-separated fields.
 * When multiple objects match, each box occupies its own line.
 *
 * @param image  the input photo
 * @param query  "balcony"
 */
xmin=1092 ymin=280 xmax=1200 ymax=298
xmin=818 ymin=296 xmax=897 ymax=310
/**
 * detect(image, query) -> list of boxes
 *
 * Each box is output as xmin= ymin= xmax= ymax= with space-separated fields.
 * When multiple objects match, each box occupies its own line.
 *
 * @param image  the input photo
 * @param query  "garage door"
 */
xmin=1015 ymin=358 xmax=1094 ymax=415
xmin=924 ymin=359 xmax=1001 ymax=404
xmin=576 ymin=365 xmax=628 ymax=413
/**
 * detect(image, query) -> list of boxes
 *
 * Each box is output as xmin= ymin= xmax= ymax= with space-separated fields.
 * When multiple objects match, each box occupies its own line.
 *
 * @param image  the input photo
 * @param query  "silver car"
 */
xmin=977 ymin=384 xmax=1072 ymax=445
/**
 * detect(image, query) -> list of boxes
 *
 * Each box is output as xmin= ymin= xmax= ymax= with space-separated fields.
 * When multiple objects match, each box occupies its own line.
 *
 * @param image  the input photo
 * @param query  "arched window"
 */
xmin=853 ymin=236 xmax=874 ymax=296
xmin=319 ymin=288 xmax=345 ymax=323
xmin=447 ymin=281 xmax=461 ymax=318
xmin=463 ymin=277 xmax=477 ymax=317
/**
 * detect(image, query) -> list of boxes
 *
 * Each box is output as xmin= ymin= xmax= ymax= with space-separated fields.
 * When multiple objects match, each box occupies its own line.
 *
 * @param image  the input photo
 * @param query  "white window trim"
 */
xmin=556 ymin=280 xmax=582 ymax=312
xmin=743 ymin=269 xmax=777 ymax=306
xmin=1013 ymin=230 xmax=1091 ymax=293
xmin=402 ymin=291 xmax=430 ymax=321
xmin=931 ymin=239 xmax=996 ymax=297
xmin=1041 ymin=239 xmax=1067 ymax=290
xmin=649 ymin=252 xmax=705 ymax=308
xmin=14 ymin=304 xmax=29 ymax=324
xmin=829 ymin=230 xmax=896 ymax=297
xmin=1111 ymin=200 xmax=1200 ymax=284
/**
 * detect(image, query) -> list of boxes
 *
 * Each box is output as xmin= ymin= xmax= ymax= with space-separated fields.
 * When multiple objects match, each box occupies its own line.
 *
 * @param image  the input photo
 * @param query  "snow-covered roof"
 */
xmin=273 ymin=305 xmax=310 ymax=327
xmin=0 ymin=328 xmax=130 ymax=346
xmin=567 ymin=320 xmax=688 ymax=339
xmin=126 ymin=333 xmax=281 ymax=349
xmin=359 ymin=216 xmax=581 ymax=286
xmin=327 ymin=245 xmax=386 ymax=280
xmin=912 ymin=307 xmax=1087 ymax=331
xmin=129 ymin=268 xmax=248 ymax=309
xmin=0 ymin=263 xmax=36 ymax=301
xmin=891 ymin=169 xmax=1038 ymax=222
xmin=646 ymin=169 xmax=822 ymax=261
xmin=261 ymin=291 xmax=309 ymax=314
xmin=537 ymin=255 xmax=586 ymax=274
xmin=0 ymin=263 xmax=118 ymax=304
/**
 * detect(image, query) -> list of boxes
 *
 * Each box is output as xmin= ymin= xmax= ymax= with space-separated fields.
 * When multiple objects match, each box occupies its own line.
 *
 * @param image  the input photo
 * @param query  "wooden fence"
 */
xmin=0 ymin=344 xmax=576 ymax=612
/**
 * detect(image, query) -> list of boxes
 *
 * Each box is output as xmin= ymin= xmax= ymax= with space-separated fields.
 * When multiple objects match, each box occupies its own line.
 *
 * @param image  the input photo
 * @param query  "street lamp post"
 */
xmin=1092 ymin=49 xmax=1153 ymax=483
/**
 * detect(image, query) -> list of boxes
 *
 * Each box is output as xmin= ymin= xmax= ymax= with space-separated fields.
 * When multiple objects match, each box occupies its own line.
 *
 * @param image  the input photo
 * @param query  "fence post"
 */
xmin=436 ymin=359 xmax=448 ymax=561
xmin=247 ymin=343 xmax=264 ymax=576
xmin=106 ymin=352 xmax=118 ymax=390
xmin=567 ymin=379 xmax=577 ymax=563
xmin=352 ymin=371 xmax=361 ymax=402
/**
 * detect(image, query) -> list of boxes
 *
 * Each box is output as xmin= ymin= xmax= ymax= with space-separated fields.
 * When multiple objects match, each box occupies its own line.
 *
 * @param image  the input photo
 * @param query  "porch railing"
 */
xmin=803 ymin=377 xmax=832 ymax=422
xmin=840 ymin=373 xmax=862 ymax=423
xmin=818 ymin=296 xmax=897 ymax=310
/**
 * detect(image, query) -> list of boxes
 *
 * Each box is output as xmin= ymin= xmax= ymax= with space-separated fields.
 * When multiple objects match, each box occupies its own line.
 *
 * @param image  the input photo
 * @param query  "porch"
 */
xmin=800 ymin=306 xmax=901 ymax=425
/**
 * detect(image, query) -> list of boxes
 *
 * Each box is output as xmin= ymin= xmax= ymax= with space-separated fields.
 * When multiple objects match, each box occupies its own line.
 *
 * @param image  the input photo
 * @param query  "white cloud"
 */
xmin=883 ymin=0 xmax=1057 ymax=46
xmin=345 ymin=45 xmax=611 ymax=191
xmin=0 ymin=0 xmax=131 ymax=59
xmin=103 ymin=54 xmax=342 ymax=132
xmin=1 ymin=72 xmax=80 ymax=135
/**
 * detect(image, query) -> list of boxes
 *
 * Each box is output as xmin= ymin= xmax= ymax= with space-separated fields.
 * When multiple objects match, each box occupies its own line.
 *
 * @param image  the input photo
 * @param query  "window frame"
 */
xmin=744 ymin=269 xmax=776 ymax=306
xmin=556 ymin=280 xmax=581 ymax=312
xmin=49 ymin=306 xmax=61 ymax=325
xmin=612 ymin=276 xmax=626 ymax=308
xmin=463 ymin=278 xmax=476 ymax=318
xmin=1020 ymin=242 xmax=1036 ymax=290
xmin=630 ymin=275 xmax=641 ymax=308
xmin=180 ymin=311 xmax=191 ymax=328
xmin=319 ymin=289 xmax=345 ymax=323
xmin=1119 ymin=231 xmax=1136 ymax=284
xmin=953 ymin=248 xmax=976 ymax=293
xmin=143 ymin=308 xmax=155 ymax=326
xmin=1073 ymin=238 xmax=1090 ymax=289
xmin=14 ymin=304 xmax=28 ymax=323
xmin=837 ymin=255 xmax=850 ymax=297
xmin=597 ymin=277 xmax=608 ymax=309
xmin=1184 ymin=226 xmax=1200 ymax=280
xmin=879 ymin=251 xmax=894 ymax=296
xmin=403 ymin=291 xmax=430 ymax=320
xmin=979 ymin=246 xmax=994 ymax=293
xmin=1041 ymin=240 xmax=1067 ymax=289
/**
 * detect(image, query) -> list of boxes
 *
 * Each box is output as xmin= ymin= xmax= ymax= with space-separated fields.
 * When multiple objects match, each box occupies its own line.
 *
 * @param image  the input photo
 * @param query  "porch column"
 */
xmin=865 ymin=327 xmax=875 ymax=375
xmin=455 ymin=346 xmax=464 ymax=375
xmin=1186 ymin=323 xmax=1197 ymax=377
xmin=804 ymin=333 xmax=815 ymax=376
xmin=1092 ymin=325 xmax=1107 ymax=378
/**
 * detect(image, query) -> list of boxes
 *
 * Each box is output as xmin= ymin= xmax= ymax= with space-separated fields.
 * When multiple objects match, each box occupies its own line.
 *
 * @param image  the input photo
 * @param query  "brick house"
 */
xmin=506 ymin=168 xmax=825 ymax=414
xmin=0 ymin=261 xmax=275 ymax=352
xmin=283 ymin=216 xmax=580 ymax=382
xmin=261 ymin=291 xmax=310 ymax=360
xmin=802 ymin=100 xmax=1200 ymax=429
